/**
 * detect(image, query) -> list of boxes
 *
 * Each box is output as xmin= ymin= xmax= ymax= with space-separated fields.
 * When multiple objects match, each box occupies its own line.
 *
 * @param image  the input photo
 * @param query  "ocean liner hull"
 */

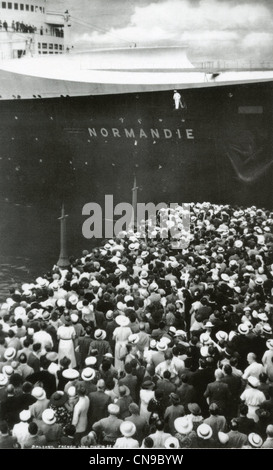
xmin=0 ymin=74 xmax=273 ymax=268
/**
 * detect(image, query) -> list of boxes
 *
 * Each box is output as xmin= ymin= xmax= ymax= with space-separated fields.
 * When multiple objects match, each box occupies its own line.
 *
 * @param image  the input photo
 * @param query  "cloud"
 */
xmin=71 ymin=0 xmax=273 ymax=61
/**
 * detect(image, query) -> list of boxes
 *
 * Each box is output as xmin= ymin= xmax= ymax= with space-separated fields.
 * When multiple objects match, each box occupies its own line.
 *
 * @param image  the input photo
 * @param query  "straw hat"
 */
xmin=164 ymin=436 xmax=180 ymax=449
xmin=115 ymin=315 xmax=130 ymax=327
xmin=128 ymin=334 xmax=140 ymax=344
xmin=85 ymin=356 xmax=97 ymax=366
xmin=62 ymin=369 xmax=80 ymax=380
xmin=32 ymin=387 xmax=46 ymax=401
xmin=94 ymin=329 xmax=106 ymax=340
xmin=120 ymin=421 xmax=136 ymax=438
xmin=81 ymin=367 xmax=96 ymax=382
xmin=108 ymin=404 xmax=120 ymax=415
xmin=197 ymin=423 xmax=213 ymax=440
xmin=248 ymin=433 xmax=263 ymax=448
xmin=19 ymin=409 xmax=31 ymax=422
xmin=174 ymin=416 xmax=193 ymax=435
xmin=42 ymin=409 xmax=56 ymax=425
xmin=4 ymin=347 xmax=16 ymax=361
xmin=238 ymin=324 xmax=249 ymax=335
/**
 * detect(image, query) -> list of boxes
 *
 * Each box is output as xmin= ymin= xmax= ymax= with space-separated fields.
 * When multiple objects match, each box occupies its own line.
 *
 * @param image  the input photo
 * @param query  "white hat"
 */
xmin=262 ymin=324 xmax=272 ymax=335
xmin=258 ymin=313 xmax=268 ymax=322
xmin=156 ymin=341 xmax=168 ymax=352
xmin=174 ymin=416 xmax=193 ymax=435
xmin=197 ymin=423 xmax=213 ymax=440
xmin=108 ymin=404 xmax=120 ymax=415
xmin=238 ymin=323 xmax=249 ymax=335
xmin=128 ymin=334 xmax=139 ymax=344
xmin=140 ymin=270 xmax=148 ymax=279
xmin=32 ymin=386 xmax=46 ymax=400
xmin=175 ymin=330 xmax=187 ymax=337
xmin=204 ymin=321 xmax=214 ymax=329
xmin=62 ymin=369 xmax=80 ymax=380
xmin=19 ymin=409 xmax=31 ymax=422
xmin=200 ymin=346 xmax=210 ymax=358
xmin=248 ymin=433 xmax=263 ymax=448
xmin=200 ymin=333 xmax=212 ymax=345
xmin=120 ymin=421 xmax=136 ymax=438
xmin=81 ymin=367 xmax=96 ymax=382
xmin=4 ymin=347 xmax=16 ymax=361
xmin=164 ymin=436 xmax=180 ymax=449
xmin=140 ymin=279 xmax=149 ymax=288
xmin=115 ymin=314 xmax=130 ymax=327
xmin=218 ymin=431 xmax=229 ymax=445
xmin=2 ymin=365 xmax=14 ymax=377
xmin=94 ymin=329 xmax=107 ymax=340
xmin=68 ymin=295 xmax=78 ymax=306
xmin=215 ymin=331 xmax=228 ymax=342
xmin=42 ymin=409 xmax=56 ymax=425
xmin=85 ymin=356 xmax=97 ymax=366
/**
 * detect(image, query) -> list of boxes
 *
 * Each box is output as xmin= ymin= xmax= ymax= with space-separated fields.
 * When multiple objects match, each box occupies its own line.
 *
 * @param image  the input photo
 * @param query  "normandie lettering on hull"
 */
xmin=88 ymin=127 xmax=194 ymax=139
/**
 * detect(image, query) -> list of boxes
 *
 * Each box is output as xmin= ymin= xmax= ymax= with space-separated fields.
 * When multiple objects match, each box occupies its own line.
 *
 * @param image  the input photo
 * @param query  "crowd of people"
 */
xmin=0 ymin=201 xmax=273 ymax=449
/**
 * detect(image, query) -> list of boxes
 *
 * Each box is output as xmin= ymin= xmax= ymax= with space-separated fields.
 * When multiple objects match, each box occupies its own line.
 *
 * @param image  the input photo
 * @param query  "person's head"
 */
xmin=22 ymin=381 xmax=33 ymax=394
xmin=155 ymin=389 xmax=164 ymax=401
xmin=142 ymin=437 xmax=154 ymax=448
xmin=28 ymin=422 xmax=38 ymax=436
xmin=259 ymin=372 xmax=268 ymax=384
xmin=239 ymin=404 xmax=248 ymax=416
xmin=209 ymin=403 xmax=219 ymax=416
xmin=33 ymin=342 xmax=41 ymax=354
xmin=64 ymin=424 xmax=76 ymax=437
xmin=214 ymin=369 xmax=224 ymax=381
xmin=124 ymin=363 xmax=133 ymax=375
xmin=0 ymin=422 xmax=9 ymax=435
xmin=76 ymin=383 xmax=86 ymax=396
xmin=119 ymin=385 xmax=127 ymax=397
xmin=163 ymin=370 xmax=171 ymax=381
xmin=164 ymin=351 xmax=173 ymax=364
xmin=129 ymin=403 xmax=140 ymax=415
xmin=97 ymin=379 xmax=105 ymax=392
xmin=223 ymin=364 xmax=232 ymax=376
xmin=247 ymin=352 xmax=256 ymax=364
xmin=155 ymin=420 xmax=164 ymax=431
xmin=230 ymin=419 xmax=239 ymax=431
xmin=266 ymin=424 xmax=273 ymax=438
xmin=18 ymin=353 xmax=27 ymax=364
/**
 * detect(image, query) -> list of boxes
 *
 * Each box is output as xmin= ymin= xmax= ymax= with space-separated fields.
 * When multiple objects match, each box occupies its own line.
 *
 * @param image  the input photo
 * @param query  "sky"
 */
xmin=48 ymin=0 xmax=273 ymax=63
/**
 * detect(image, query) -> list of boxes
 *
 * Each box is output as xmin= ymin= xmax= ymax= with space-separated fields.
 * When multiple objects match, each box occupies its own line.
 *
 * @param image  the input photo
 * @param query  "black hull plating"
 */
xmin=0 ymin=81 xmax=272 ymax=266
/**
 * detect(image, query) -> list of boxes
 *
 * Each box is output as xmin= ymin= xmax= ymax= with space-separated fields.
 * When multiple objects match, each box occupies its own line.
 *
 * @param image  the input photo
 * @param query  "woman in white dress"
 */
xmin=240 ymin=376 xmax=266 ymax=422
xmin=57 ymin=315 xmax=77 ymax=368
xmin=139 ymin=380 xmax=155 ymax=424
xmin=112 ymin=315 xmax=132 ymax=372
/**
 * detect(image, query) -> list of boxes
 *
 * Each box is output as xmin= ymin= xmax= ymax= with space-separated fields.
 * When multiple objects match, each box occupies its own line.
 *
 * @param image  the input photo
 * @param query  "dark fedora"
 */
xmin=141 ymin=380 xmax=155 ymax=390
xmin=49 ymin=391 xmax=68 ymax=407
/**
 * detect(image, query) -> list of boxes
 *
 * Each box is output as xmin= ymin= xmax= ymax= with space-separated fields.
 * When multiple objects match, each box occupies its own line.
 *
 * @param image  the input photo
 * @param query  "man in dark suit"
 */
xmin=119 ymin=362 xmax=138 ymax=402
xmin=189 ymin=358 xmax=215 ymax=417
xmin=155 ymin=370 xmax=176 ymax=407
xmin=27 ymin=342 xmax=41 ymax=373
xmin=77 ymin=326 xmax=92 ymax=369
xmin=177 ymin=374 xmax=197 ymax=409
xmin=88 ymin=379 xmax=111 ymax=429
xmin=221 ymin=363 xmax=243 ymax=420
xmin=204 ymin=369 xmax=230 ymax=416
xmin=26 ymin=356 xmax=56 ymax=399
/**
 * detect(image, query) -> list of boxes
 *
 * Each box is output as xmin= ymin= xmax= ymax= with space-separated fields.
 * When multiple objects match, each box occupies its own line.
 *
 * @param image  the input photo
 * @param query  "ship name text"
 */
xmin=88 ymin=127 xmax=194 ymax=140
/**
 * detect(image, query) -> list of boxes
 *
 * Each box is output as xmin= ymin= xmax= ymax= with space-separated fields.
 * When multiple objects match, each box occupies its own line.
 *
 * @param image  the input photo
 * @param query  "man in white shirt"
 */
xmin=242 ymin=353 xmax=264 ymax=381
